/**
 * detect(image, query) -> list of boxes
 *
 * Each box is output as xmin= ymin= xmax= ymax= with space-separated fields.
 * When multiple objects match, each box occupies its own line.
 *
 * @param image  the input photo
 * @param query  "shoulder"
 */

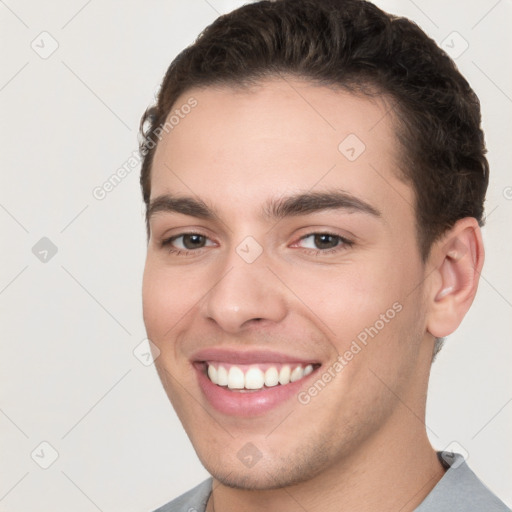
xmin=151 ymin=478 xmax=213 ymax=512
xmin=415 ymin=453 xmax=511 ymax=512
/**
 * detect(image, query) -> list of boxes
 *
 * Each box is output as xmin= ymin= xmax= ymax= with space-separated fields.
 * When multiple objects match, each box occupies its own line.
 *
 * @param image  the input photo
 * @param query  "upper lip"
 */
xmin=191 ymin=347 xmax=320 ymax=365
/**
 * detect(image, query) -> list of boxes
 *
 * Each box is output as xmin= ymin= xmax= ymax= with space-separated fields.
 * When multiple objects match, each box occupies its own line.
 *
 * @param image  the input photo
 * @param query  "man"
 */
xmin=139 ymin=0 xmax=510 ymax=510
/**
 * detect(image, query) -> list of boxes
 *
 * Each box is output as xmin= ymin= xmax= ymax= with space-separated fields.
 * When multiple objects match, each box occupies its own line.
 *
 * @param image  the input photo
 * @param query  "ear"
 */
xmin=425 ymin=218 xmax=485 ymax=338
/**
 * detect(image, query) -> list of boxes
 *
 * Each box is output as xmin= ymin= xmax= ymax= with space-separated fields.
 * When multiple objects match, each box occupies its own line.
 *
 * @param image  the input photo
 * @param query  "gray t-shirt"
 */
xmin=153 ymin=453 xmax=510 ymax=512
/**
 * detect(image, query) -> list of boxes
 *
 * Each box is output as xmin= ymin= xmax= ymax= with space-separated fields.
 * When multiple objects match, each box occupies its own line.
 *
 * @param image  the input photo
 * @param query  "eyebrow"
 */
xmin=147 ymin=195 xmax=216 ymax=222
xmin=146 ymin=190 xmax=381 ymax=223
xmin=263 ymin=191 xmax=381 ymax=219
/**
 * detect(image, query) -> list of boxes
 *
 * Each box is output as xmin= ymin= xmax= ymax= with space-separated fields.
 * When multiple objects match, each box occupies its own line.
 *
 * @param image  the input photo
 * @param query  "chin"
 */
xmin=197 ymin=442 xmax=334 ymax=491
xmin=207 ymin=465 xmax=310 ymax=491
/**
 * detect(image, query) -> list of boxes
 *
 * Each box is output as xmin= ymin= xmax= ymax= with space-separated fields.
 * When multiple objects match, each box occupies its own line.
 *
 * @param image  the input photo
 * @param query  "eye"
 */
xmin=162 ymin=233 xmax=215 ymax=252
xmin=301 ymin=233 xmax=340 ymax=250
xmin=294 ymin=233 xmax=352 ymax=252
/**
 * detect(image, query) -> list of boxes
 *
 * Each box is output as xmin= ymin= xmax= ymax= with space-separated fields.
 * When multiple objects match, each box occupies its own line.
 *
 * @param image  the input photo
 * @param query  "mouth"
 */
xmin=191 ymin=349 xmax=321 ymax=416
xmin=199 ymin=361 xmax=319 ymax=392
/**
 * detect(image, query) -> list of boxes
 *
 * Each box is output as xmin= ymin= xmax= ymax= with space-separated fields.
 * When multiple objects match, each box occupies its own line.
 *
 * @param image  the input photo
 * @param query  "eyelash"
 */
xmin=161 ymin=232 xmax=353 ymax=257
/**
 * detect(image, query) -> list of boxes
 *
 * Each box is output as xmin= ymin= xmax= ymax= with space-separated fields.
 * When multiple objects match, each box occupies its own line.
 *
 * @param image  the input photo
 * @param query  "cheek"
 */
xmin=283 ymin=249 xmax=424 ymax=374
xmin=288 ymin=261 xmax=406 ymax=336
xmin=141 ymin=258 xmax=191 ymax=342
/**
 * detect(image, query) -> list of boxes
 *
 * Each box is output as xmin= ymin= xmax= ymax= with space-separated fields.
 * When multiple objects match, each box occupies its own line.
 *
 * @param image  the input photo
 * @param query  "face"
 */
xmin=142 ymin=78 xmax=435 ymax=489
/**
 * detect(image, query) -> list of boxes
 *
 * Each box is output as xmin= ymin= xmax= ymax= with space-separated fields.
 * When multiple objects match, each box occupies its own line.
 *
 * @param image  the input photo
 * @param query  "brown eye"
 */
xmin=181 ymin=234 xmax=207 ymax=249
xmin=162 ymin=233 xmax=215 ymax=252
xmin=313 ymin=234 xmax=340 ymax=249
xmin=294 ymin=233 xmax=352 ymax=252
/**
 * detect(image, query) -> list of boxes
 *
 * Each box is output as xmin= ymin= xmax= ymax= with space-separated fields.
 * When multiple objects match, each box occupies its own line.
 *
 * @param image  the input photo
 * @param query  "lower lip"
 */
xmin=194 ymin=364 xmax=318 ymax=417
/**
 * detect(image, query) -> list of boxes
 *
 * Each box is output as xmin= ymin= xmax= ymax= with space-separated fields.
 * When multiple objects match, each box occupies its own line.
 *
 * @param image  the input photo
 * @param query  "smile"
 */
xmin=206 ymin=362 xmax=316 ymax=391
xmin=191 ymin=349 xmax=322 ymax=416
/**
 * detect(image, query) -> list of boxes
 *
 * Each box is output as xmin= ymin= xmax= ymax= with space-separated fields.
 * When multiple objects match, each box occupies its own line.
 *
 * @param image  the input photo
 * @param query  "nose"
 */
xmin=202 ymin=254 xmax=288 ymax=333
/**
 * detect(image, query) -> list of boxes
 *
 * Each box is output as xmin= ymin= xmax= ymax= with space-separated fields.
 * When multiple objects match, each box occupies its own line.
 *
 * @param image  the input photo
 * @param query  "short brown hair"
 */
xmin=139 ymin=0 xmax=489 ymax=259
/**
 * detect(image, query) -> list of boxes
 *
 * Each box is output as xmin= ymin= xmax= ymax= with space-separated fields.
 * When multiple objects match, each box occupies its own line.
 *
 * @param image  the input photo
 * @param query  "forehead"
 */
xmin=150 ymin=77 xmax=413 ymax=220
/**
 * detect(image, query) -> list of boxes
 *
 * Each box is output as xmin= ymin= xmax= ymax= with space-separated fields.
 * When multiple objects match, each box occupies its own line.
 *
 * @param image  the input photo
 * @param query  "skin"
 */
xmin=142 ymin=77 xmax=484 ymax=512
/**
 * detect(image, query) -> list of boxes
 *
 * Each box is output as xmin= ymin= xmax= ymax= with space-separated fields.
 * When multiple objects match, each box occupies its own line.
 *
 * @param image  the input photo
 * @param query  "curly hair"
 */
xmin=139 ymin=0 xmax=488 ymax=261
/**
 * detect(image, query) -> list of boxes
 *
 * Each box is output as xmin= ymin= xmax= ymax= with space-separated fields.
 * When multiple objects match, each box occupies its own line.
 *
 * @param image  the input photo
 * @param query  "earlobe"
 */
xmin=426 ymin=218 xmax=484 ymax=338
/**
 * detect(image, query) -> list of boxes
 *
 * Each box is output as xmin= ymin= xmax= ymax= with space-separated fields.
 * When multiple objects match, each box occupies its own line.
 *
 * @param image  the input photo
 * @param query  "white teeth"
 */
xmin=245 ymin=367 xmax=265 ymax=389
xmin=290 ymin=366 xmax=304 ymax=382
xmin=264 ymin=367 xmax=279 ymax=387
xmin=206 ymin=363 xmax=316 ymax=390
xmin=207 ymin=364 xmax=218 ymax=384
xmin=227 ymin=366 xmax=245 ymax=389
xmin=278 ymin=366 xmax=291 ymax=385
xmin=217 ymin=365 xmax=228 ymax=386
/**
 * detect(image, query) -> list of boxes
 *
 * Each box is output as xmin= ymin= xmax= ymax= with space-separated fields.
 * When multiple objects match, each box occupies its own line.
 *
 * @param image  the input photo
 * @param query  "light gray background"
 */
xmin=0 ymin=1 xmax=510 ymax=511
